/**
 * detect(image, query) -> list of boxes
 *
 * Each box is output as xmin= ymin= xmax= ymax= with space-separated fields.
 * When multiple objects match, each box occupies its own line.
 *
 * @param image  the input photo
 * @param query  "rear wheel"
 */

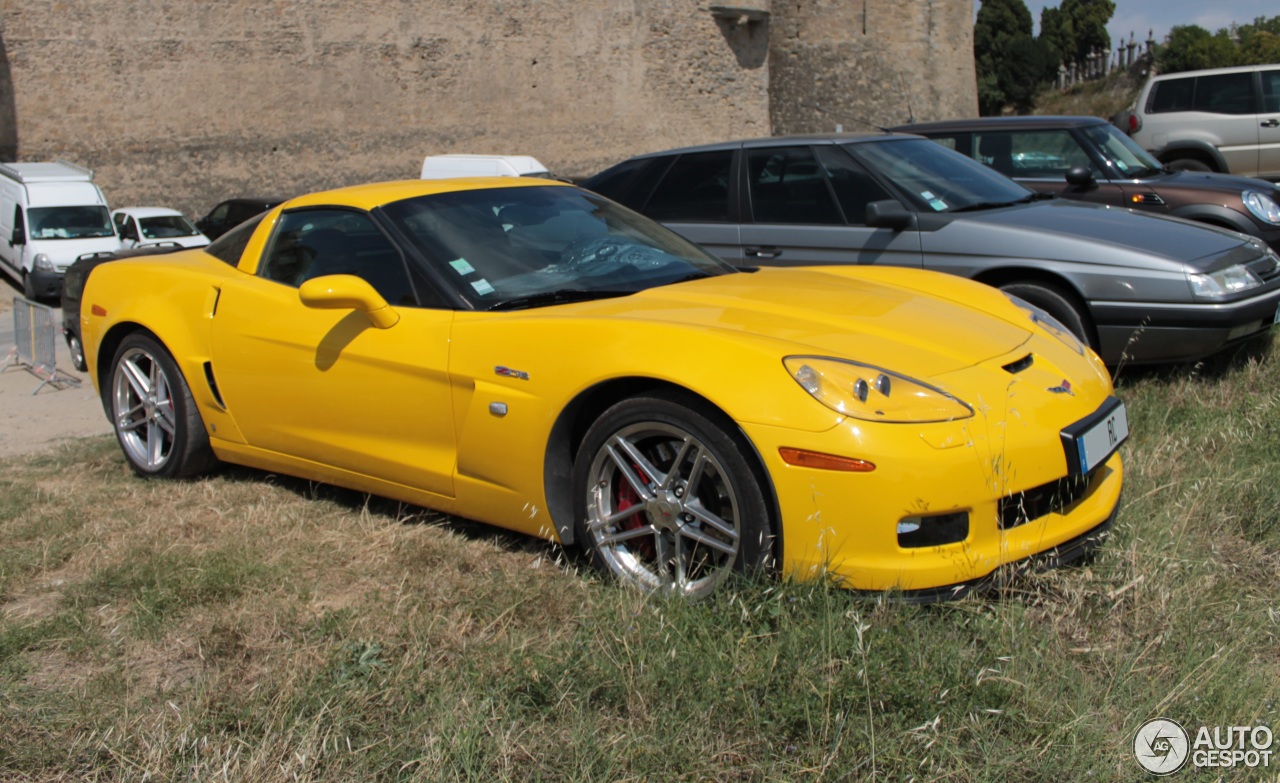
xmin=107 ymin=334 xmax=216 ymax=478
xmin=1000 ymin=281 xmax=1093 ymax=348
xmin=573 ymin=394 xmax=773 ymax=599
xmin=67 ymin=332 xmax=87 ymax=372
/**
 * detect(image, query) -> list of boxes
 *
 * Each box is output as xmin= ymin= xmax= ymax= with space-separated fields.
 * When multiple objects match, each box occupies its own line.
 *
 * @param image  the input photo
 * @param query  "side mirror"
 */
xmin=11 ymin=226 xmax=24 ymax=246
xmin=865 ymin=200 xmax=915 ymax=231
xmin=1065 ymin=166 xmax=1095 ymax=188
xmin=298 ymin=274 xmax=399 ymax=329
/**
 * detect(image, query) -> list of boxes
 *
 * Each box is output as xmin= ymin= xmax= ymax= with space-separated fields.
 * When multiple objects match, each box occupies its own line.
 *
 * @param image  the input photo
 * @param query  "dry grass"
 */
xmin=1 ymin=338 xmax=1278 ymax=781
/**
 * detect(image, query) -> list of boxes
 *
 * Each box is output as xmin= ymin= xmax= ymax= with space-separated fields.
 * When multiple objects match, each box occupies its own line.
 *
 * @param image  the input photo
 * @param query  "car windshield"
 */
xmin=381 ymin=185 xmax=736 ymax=309
xmin=139 ymin=215 xmax=200 ymax=238
xmin=1082 ymin=123 xmax=1165 ymax=179
xmin=843 ymin=137 xmax=1034 ymax=212
xmin=27 ymin=206 xmax=114 ymax=240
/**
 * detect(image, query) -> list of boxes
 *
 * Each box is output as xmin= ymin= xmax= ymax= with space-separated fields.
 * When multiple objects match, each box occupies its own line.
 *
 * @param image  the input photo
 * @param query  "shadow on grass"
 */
xmin=1113 ymin=331 xmax=1274 ymax=388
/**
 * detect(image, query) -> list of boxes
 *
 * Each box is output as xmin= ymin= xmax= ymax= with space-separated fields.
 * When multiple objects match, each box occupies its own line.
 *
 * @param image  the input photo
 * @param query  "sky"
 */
xmin=993 ymin=1 xmax=1279 ymax=50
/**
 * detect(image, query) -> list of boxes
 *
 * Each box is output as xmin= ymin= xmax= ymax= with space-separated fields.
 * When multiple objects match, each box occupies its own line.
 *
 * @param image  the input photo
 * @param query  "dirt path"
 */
xmin=0 ymin=292 xmax=114 ymax=458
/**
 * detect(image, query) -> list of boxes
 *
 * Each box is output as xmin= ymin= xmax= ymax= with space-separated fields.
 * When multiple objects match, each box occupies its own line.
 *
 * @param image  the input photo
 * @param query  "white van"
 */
xmin=0 ymin=161 xmax=122 ymax=299
xmin=420 ymin=154 xmax=552 ymax=179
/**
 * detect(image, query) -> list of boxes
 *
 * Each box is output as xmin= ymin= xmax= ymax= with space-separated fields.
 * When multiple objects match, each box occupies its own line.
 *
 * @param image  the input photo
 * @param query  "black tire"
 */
xmin=106 ymin=333 xmax=217 ymax=478
xmin=1165 ymin=157 xmax=1212 ymax=173
xmin=572 ymin=392 xmax=774 ymax=599
xmin=999 ymin=281 xmax=1094 ymax=348
xmin=67 ymin=332 xmax=87 ymax=373
xmin=21 ymin=271 xmax=36 ymax=301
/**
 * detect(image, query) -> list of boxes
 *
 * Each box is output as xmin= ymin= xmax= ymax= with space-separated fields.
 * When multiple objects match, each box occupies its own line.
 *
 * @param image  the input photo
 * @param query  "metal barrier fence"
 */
xmin=2 ymin=296 xmax=81 ymax=393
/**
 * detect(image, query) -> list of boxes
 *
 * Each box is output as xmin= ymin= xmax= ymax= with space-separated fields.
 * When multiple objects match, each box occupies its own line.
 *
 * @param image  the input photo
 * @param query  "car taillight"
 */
xmin=1127 ymin=113 xmax=1141 ymax=134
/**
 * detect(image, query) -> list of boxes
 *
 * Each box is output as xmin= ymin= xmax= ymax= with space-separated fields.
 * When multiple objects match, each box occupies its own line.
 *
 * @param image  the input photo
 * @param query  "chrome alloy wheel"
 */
xmin=583 ymin=421 xmax=742 ymax=598
xmin=112 ymin=345 xmax=178 ymax=472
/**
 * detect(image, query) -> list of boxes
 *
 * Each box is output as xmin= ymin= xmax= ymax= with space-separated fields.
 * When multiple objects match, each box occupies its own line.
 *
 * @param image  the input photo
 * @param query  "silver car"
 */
xmin=582 ymin=134 xmax=1280 ymax=365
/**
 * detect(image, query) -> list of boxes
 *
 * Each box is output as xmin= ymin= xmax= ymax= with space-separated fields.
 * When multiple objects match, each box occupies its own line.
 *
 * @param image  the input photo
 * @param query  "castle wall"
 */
xmin=769 ymin=0 xmax=977 ymax=134
xmin=0 ymin=1 xmax=770 ymax=216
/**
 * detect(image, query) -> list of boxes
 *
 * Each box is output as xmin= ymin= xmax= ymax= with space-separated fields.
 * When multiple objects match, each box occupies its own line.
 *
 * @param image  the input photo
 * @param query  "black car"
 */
xmin=891 ymin=115 xmax=1280 ymax=253
xmin=581 ymin=134 xmax=1280 ymax=365
xmin=195 ymin=197 xmax=285 ymax=240
xmin=60 ymin=245 xmax=187 ymax=371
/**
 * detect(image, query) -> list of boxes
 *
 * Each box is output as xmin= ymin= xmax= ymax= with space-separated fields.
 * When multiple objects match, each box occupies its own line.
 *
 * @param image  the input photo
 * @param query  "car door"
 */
xmin=1192 ymin=71 xmax=1261 ymax=174
xmin=738 ymin=144 xmax=923 ymax=268
xmin=638 ymin=150 xmax=743 ymax=266
xmin=1259 ymin=67 xmax=1280 ymax=178
xmin=209 ymin=206 xmax=457 ymax=497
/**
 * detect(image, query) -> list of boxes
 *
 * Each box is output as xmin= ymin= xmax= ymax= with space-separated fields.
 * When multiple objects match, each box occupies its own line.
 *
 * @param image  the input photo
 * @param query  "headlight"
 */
xmin=783 ymin=356 xmax=972 ymax=423
xmin=1005 ymin=294 xmax=1085 ymax=354
xmin=1243 ymin=190 xmax=1280 ymax=225
xmin=33 ymin=253 xmax=53 ymax=271
xmin=1188 ymin=264 xmax=1262 ymax=297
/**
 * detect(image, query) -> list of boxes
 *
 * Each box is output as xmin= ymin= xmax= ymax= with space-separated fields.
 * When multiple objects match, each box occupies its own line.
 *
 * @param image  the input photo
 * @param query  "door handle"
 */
xmin=1262 ymin=119 xmax=1280 ymax=128
xmin=745 ymin=246 xmax=781 ymax=259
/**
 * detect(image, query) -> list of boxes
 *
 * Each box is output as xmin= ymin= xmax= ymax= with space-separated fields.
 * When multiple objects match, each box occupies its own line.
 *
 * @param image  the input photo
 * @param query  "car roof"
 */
xmin=1147 ymin=63 xmax=1272 ymax=81
xmin=281 ymin=177 xmax=572 ymax=211
xmin=616 ymin=132 xmax=908 ymax=160
xmin=113 ymin=206 xmax=187 ymax=219
xmin=888 ymin=116 xmax=1108 ymax=133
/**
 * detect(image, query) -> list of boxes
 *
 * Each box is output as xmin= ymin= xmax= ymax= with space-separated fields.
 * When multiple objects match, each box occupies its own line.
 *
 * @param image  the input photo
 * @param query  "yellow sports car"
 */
xmin=81 ymin=178 xmax=1126 ymax=599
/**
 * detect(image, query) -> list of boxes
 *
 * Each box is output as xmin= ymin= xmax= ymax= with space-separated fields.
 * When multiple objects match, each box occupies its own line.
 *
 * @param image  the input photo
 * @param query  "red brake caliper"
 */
xmin=615 ymin=465 xmax=656 ymax=560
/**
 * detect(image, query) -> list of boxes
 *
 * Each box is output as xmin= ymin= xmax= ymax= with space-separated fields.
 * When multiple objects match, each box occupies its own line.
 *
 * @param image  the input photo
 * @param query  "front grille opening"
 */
xmin=999 ymin=473 xmax=1094 ymax=530
xmin=898 ymin=511 xmax=969 ymax=548
xmin=1002 ymin=353 xmax=1035 ymax=374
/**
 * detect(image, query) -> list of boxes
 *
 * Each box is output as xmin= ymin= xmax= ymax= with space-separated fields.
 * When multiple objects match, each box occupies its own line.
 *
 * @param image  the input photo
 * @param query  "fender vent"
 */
xmin=1002 ymin=354 xmax=1034 ymax=374
xmin=203 ymin=361 xmax=226 ymax=409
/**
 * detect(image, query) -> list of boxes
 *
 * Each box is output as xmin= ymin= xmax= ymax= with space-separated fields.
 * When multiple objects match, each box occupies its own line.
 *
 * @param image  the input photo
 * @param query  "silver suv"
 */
xmin=1124 ymin=64 xmax=1280 ymax=179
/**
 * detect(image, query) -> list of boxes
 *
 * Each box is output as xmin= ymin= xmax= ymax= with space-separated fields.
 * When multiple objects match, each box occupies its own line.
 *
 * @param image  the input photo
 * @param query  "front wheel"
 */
xmin=1000 ymin=281 xmax=1094 ymax=349
xmin=107 ymin=334 xmax=216 ymax=478
xmin=67 ymin=332 xmax=87 ymax=372
xmin=572 ymin=394 xmax=774 ymax=599
xmin=21 ymin=271 xmax=36 ymax=301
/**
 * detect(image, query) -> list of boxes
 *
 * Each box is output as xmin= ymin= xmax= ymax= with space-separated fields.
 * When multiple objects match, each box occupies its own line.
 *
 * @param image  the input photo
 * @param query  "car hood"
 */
xmin=940 ymin=199 xmax=1257 ymax=271
xmin=558 ymin=266 xmax=1033 ymax=378
xmin=1146 ymin=169 xmax=1279 ymax=196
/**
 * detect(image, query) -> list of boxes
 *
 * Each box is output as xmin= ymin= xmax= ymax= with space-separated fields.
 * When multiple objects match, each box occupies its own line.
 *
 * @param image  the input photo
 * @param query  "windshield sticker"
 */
xmin=471 ymin=279 xmax=495 ymax=295
xmin=450 ymin=258 xmax=476 ymax=275
xmin=920 ymin=191 xmax=936 ymax=200
xmin=928 ymin=198 xmax=948 ymax=211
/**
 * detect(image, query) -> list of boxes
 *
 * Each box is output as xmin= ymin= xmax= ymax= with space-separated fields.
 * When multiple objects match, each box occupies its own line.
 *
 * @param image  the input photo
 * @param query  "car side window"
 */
xmin=205 ymin=213 xmax=266 ymax=267
xmin=980 ymin=130 xmax=1098 ymax=178
xmin=748 ymin=146 xmax=842 ymax=225
xmin=119 ymin=218 xmax=139 ymax=241
xmin=642 ymin=151 xmax=733 ymax=222
xmin=1262 ymin=69 xmax=1280 ymax=114
xmin=812 ymin=145 xmax=893 ymax=226
xmin=208 ymin=203 xmax=230 ymax=223
xmin=1194 ymin=72 xmax=1255 ymax=115
xmin=259 ymin=208 xmax=417 ymax=306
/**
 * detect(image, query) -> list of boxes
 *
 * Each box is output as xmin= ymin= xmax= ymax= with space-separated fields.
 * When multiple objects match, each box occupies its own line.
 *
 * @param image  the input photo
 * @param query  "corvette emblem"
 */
xmin=1047 ymin=379 xmax=1074 ymax=396
xmin=495 ymin=366 xmax=530 ymax=380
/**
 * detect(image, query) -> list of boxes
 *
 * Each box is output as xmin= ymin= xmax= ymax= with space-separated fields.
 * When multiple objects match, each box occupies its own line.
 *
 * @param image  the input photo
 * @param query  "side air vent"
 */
xmin=1002 ymin=354 xmax=1034 ymax=374
xmin=203 ymin=361 xmax=226 ymax=409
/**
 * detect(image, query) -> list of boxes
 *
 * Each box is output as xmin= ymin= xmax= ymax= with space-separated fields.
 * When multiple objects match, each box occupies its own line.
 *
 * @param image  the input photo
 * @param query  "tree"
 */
xmin=1155 ymin=25 xmax=1237 ymax=73
xmin=975 ymin=0 xmax=1056 ymax=115
xmin=1237 ymin=16 xmax=1280 ymax=65
xmin=1039 ymin=0 xmax=1115 ymax=66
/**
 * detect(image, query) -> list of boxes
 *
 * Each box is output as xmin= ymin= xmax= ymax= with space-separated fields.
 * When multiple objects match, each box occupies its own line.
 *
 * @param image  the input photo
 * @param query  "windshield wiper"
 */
xmin=948 ymin=200 xmax=1019 ymax=213
xmin=488 ymin=288 xmax=634 ymax=311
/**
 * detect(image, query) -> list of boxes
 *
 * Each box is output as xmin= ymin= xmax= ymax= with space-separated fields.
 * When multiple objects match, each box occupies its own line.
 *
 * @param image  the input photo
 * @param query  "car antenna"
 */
xmin=810 ymin=104 xmax=889 ymax=133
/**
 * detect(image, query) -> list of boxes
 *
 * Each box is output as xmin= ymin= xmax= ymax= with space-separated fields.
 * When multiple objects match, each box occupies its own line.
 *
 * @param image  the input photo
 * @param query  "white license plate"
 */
xmin=1065 ymin=399 xmax=1129 ymax=476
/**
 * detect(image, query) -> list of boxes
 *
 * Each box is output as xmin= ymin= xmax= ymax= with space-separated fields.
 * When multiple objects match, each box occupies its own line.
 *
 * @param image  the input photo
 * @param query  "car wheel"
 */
xmin=21 ymin=271 xmax=36 ymax=301
xmin=108 ymin=334 xmax=216 ymax=478
xmin=573 ymin=393 xmax=774 ymax=599
xmin=1000 ymin=281 xmax=1094 ymax=348
xmin=1165 ymin=157 xmax=1212 ymax=173
xmin=67 ymin=332 xmax=87 ymax=372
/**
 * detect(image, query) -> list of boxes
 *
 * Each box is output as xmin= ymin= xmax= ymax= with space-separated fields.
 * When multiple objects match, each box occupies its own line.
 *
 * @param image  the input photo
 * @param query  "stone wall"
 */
xmin=0 ymin=0 xmax=771 ymax=216
xmin=769 ymin=0 xmax=977 ymax=134
xmin=0 ymin=1 xmax=975 ymax=218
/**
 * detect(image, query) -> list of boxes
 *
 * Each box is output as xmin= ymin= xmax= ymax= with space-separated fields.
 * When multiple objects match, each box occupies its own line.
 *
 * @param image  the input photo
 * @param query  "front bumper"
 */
xmin=1092 ymin=289 xmax=1280 ymax=364
xmin=743 ymin=405 xmax=1124 ymax=594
